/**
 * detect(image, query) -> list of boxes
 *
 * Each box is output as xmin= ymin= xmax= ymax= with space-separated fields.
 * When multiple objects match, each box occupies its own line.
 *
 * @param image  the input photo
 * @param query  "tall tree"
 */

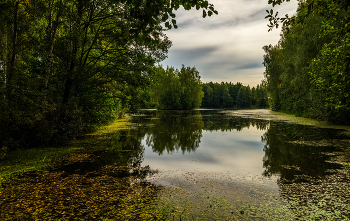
xmin=151 ymin=65 xmax=204 ymax=110
xmin=263 ymin=0 xmax=350 ymax=122
xmin=0 ymin=0 xmax=218 ymax=150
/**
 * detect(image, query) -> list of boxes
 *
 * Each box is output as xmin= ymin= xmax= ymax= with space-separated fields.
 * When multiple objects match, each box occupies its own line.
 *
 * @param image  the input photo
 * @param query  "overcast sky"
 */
xmin=160 ymin=0 xmax=299 ymax=86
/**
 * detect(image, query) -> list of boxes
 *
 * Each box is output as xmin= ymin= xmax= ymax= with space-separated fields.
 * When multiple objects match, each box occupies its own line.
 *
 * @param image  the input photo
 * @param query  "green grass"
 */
xmin=0 ymin=117 xmax=134 ymax=188
xmin=0 ymin=146 xmax=82 ymax=187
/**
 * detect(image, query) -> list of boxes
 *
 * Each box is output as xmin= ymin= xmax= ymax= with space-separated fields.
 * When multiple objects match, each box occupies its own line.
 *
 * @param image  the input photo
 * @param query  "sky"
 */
xmin=160 ymin=0 xmax=299 ymax=86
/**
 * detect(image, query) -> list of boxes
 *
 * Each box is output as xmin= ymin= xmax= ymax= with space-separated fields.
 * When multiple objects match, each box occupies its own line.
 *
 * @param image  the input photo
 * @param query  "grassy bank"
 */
xmin=0 ymin=146 xmax=81 ymax=187
xmin=0 ymin=116 xmax=165 ymax=220
xmin=0 ymin=117 xmax=133 ymax=188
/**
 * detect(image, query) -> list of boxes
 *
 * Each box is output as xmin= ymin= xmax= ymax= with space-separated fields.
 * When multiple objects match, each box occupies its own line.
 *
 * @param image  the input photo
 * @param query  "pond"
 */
xmin=132 ymin=110 xmax=350 ymax=220
xmin=0 ymin=109 xmax=349 ymax=220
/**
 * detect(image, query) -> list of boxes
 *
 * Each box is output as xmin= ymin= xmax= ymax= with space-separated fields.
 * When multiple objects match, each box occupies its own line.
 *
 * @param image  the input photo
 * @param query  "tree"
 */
xmin=178 ymin=65 xmax=204 ymax=109
xmin=263 ymin=0 xmax=350 ymax=123
xmin=0 ymin=0 xmax=218 ymax=150
xmin=201 ymin=84 xmax=213 ymax=107
xmin=236 ymin=86 xmax=251 ymax=108
xmin=200 ymin=82 xmax=266 ymax=109
xmin=151 ymin=65 xmax=204 ymax=110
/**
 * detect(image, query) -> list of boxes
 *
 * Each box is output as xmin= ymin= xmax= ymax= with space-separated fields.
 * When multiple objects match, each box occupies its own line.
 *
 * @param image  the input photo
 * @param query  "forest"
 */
xmin=0 ymin=0 xmax=217 ymax=151
xmin=201 ymin=82 xmax=268 ymax=109
xmin=148 ymin=65 xmax=204 ymax=110
xmin=1 ymin=0 xmax=349 ymax=154
xmin=263 ymin=0 xmax=350 ymax=124
xmin=139 ymin=65 xmax=268 ymax=110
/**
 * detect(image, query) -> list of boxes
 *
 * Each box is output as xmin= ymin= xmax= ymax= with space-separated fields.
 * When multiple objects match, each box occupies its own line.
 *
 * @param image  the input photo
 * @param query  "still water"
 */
xmin=134 ymin=110 xmax=344 ymax=179
xmin=128 ymin=109 xmax=349 ymax=220
xmin=2 ymin=109 xmax=349 ymax=220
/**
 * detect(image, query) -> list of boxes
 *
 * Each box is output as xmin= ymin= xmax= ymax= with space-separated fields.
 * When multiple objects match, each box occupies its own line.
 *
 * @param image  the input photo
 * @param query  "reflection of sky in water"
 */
xmin=135 ymin=111 xmax=349 ymax=219
xmin=141 ymin=126 xmax=266 ymax=176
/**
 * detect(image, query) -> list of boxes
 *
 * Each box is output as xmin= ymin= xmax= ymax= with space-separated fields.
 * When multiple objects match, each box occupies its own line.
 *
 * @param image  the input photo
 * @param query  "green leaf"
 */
xmin=201 ymin=1 xmax=208 ymax=9
xmin=208 ymin=11 xmax=212 ymax=17
xmin=202 ymin=10 xmax=207 ymax=18
xmin=162 ymin=14 xmax=168 ymax=22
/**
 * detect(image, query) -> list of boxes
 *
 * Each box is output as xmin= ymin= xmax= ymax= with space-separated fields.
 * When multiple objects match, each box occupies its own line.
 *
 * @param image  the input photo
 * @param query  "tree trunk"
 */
xmin=44 ymin=0 xmax=63 ymax=89
xmin=63 ymin=78 xmax=73 ymax=104
xmin=8 ymin=2 xmax=18 ymax=84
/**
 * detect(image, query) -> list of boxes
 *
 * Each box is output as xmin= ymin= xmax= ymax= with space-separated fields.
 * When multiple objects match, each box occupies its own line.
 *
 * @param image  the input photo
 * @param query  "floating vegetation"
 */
xmin=279 ymin=169 xmax=350 ymax=220
xmin=151 ymin=171 xmax=295 ymax=220
xmin=1 ymin=110 xmax=350 ymax=220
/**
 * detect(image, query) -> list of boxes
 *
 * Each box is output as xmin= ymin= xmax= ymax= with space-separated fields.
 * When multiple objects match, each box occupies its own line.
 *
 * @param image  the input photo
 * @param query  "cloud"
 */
xmin=164 ymin=46 xmax=219 ymax=65
xmin=237 ymin=62 xmax=264 ymax=70
xmin=161 ymin=0 xmax=299 ymax=86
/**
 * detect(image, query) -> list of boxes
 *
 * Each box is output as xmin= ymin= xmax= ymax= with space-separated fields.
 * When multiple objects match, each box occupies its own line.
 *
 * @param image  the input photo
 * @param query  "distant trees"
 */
xmin=263 ymin=0 xmax=350 ymax=124
xmin=150 ymin=65 xmax=204 ymax=110
xmin=146 ymin=75 xmax=269 ymax=110
xmin=201 ymin=82 xmax=268 ymax=109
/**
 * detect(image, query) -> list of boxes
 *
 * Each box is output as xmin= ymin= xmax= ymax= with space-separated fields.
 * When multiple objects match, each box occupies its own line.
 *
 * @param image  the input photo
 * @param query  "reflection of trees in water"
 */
xmin=202 ymin=114 xmax=269 ymax=132
xmin=261 ymin=122 xmax=345 ymax=181
xmin=143 ymin=110 xmax=204 ymax=155
xmin=135 ymin=110 xmax=270 ymax=155
xmin=106 ymin=113 xmax=350 ymax=219
xmin=57 ymin=129 xmax=155 ymax=181
xmin=261 ymin=122 xmax=350 ymax=219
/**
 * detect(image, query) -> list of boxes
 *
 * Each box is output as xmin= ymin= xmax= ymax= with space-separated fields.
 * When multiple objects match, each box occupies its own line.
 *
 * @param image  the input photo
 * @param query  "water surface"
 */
xmin=2 ymin=109 xmax=349 ymax=220
xmin=130 ymin=110 xmax=349 ymax=220
xmin=134 ymin=110 xmax=344 ymax=180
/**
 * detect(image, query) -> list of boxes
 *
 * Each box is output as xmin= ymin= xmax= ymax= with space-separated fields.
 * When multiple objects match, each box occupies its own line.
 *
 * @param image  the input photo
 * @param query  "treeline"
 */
xmin=143 ymin=66 xmax=269 ymax=110
xmin=201 ymin=82 xmax=268 ymax=108
xmin=0 ymin=0 xmax=217 ymax=150
xmin=263 ymin=0 xmax=350 ymax=124
xmin=149 ymin=65 xmax=204 ymax=110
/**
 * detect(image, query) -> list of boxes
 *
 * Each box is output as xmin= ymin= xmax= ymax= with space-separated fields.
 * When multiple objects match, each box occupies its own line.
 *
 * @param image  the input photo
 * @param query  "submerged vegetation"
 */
xmin=1 ymin=110 xmax=349 ymax=220
xmin=0 ymin=117 xmax=176 ymax=220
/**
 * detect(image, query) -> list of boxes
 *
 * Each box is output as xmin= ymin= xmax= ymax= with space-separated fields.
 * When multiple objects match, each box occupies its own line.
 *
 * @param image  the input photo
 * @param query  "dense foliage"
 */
xmin=0 ymin=0 xmax=217 ymax=150
xmin=201 ymin=82 xmax=268 ymax=109
xmin=263 ymin=0 xmax=350 ymax=124
xmin=146 ymin=70 xmax=269 ymax=110
xmin=150 ymin=65 xmax=204 ymax=110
